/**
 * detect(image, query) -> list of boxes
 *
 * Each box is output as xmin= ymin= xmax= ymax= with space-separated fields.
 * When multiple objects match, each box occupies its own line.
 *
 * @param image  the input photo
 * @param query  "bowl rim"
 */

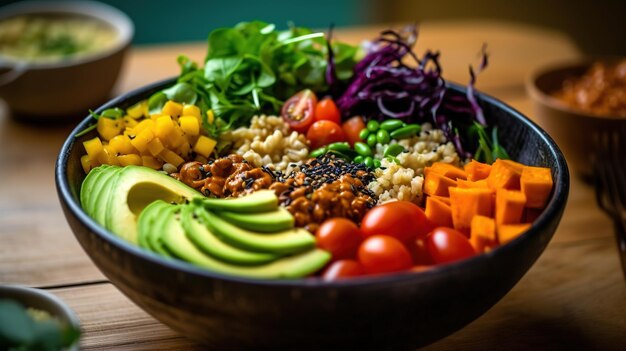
xmin=525 ymin=56 xmax=626 ymax=120
xmin=0 ymin=0 xmax=134 ymax=69
xmin=55 ymin=77 xmax=569 ymax=288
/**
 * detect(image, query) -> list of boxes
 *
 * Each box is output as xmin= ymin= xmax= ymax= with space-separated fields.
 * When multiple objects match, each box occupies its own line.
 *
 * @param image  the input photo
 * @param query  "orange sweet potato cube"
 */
xmin=520 ymin=166 xmax=554 ymax=209
xmin=431 ymin=195 xmax=451 ymax=205
xmin=449 ymin=187 xmax=494 ymax=231
xmin=487 ymin=158 xmax=523 ymax=190
xmin=457 ymin=179 xmax=490 ymax=189
xmin=497 ymin=223 xmax=531 ymax=245
xmin=423 ymin=172 xmax=457 ymax=197
xmin=470 ymin=215 xmax=497 ymax=253
xmin=425 ymin=196 xmax=454 ymax=228
xmin=425 ymin=162 xmax=467 ymax=180
xmin=464 ymin=159 xmax=492 ymax=181
xmin=495 ymin=188 xmax=527 ymax=225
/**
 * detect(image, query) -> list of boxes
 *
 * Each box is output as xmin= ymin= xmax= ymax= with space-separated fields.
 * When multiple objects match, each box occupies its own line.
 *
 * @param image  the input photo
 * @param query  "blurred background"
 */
xmin=2 ymin=0 xmax=624 ymax=55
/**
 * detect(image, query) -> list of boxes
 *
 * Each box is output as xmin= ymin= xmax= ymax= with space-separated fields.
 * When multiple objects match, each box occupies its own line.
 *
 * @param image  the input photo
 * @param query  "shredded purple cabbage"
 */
xmin=329 ymin=25 xmax=488 ymax=158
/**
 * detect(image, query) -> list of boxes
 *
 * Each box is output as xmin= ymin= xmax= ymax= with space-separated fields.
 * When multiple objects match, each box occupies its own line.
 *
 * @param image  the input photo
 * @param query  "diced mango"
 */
xmin=155 ymin=115 xmax=175 ymax=142
xmin=117 ymin=154 xmax=143 ymax=166
xmin=100 ymin=145 xmax=119 ymax=166
xmin=80 ymin=155 xmax=91 ymax=174
xmin=147 ymin=137 xmax=165 ymax=157
xmin=97 ymin=117 xmax=123 ymax=141
xmin=122 ymin=116 xmax=138 ymax=128
xmin=193 ymin=135 xmax=217 ymax=158
xmin=127 ymin=100 xmax=148 ymax=118
xmin=108 ymin=135 xmax=135 ymax=155
xmin=177 ymin=141 xmax=191 ymax=159
xmin=206 ymin=109 xmax=215 ymax=124
xmin=133 ymin=119 xmax=155 ymax=134
xmin=182 ymin=104 xmax=201 ymax=119
xmin=162 ymin=100 xmax=183 ymax=117
xmin=179 ymin=116 xmax=199 ymax=136
xmin=83 ymin=137 xmax=104 ymax=166
xmin=159 ymin=149 xmax=185 ymax=167
xmin=130 ymin=128 xmax=155 ymax=153
xmin=141 ymin=155 xmax=163 ymax=170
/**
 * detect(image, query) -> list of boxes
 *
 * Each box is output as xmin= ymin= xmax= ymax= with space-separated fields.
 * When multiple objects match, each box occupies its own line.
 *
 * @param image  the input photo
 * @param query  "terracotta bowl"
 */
xmin=0 ymin=1 xmax=133 ymax=121
xmin=56 ymin=78 xmax=569 ymax=350
xmin=526 ymin=58 xmax=626 ymax=180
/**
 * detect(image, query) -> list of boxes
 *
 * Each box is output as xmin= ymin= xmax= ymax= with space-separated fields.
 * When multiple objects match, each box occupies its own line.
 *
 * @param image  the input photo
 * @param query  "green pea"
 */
xmin=373 ymin=159 xmax=382 ymax=168
xmin=390 ymin=124 xmax=421 ymax=139
xmin=383 ymin=143 xmax=405 ymax=157
xmin=327 ymin=142 xmax=351 ymax=152
xmin=380 ymin=119 xmax=404 ymax=131
xmin=354 ymin=155 xmax=364 ymax=163
xmin=366 ymin=120 xmax=379 ymax=132
xmin=358 ymin=128 xmax=370 ymax=140
xmin=376 ymin=129 xmax=391 ymax=144
xmin=363 ymin=156 xmax=374 ymax=168
xmin=354 ymin=141 xmax=373 ymax=157
xmin=309 ymin=147 xmax=327 ymax=158
xmin=366 ymin=134 xmax=377 ymax=147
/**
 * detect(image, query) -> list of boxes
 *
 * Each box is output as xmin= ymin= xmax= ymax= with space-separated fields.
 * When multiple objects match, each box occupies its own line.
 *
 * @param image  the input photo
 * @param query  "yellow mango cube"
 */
xmin=142 ymin=155 xmax=163 ymax=170
xmin=206 ymin=109 xmax=215 ymax=124
xmin=147 ymin=137 xmax=165 ymax=157
xmin=179 ymin=116 xmax=200 ymax=136
xmin=122 ymin=116 xmax=138 ymax=128
xmin=80 ymin=155 xmax=92 ymax=173
xmin=159 ymin=149 xmax=185 ymax=167
xmin=130 ymin=128 xmax=155 ymax=153
xmin=155 ymin=115 xmax=174 ymax=140
xmin=100 ymin=145 xmax=120 ymax=166
xmin=109 ymin=135 xmax=135 ymax=155
xmin=127 ymin=100 xmax=148 ymax=118
xmin=182 ymin=104 xmax=201 ymax=118
xmin=162 ymin=100 xmax=183 ymax=117
xmin=118 ymin=154 xmax=143 ymax=166
xmin=83 ymin=137 xmax=104 ymax=165
xmin=193 ymin=135 xmax=217 ymax=158
xmin=177 ymin=141 xmax=191 ymax=159
xmin=97 ymin=117 xmax=123 ymax=141
xmin=133 ymin=119 xmax=155 ymax=134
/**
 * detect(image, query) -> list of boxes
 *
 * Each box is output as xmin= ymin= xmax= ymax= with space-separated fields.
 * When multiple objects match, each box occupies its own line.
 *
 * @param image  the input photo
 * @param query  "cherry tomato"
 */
xmin=407 ymin=238 xmax=434 ymax=266
xmin=360 ymin=201 xmax=436 ymax=243
xmin=281 ymin=89 xmax=317 ymax=133
xmin=322 ymin=259 xmax=365 ymax=281
xmin=341 ymin=116 xmax=366 ymax=146
xmin=315 ymin=218 xmax=362 ymax=260
xmin=358 ymin=235 xmax=413 ymax=274
xmin=425 ymin=227 xmax=476 ymax=264
xmin=306 ymin=120 xmax=347 ymax=149
xmin=314 ymin=97 xmax=341 ymax=124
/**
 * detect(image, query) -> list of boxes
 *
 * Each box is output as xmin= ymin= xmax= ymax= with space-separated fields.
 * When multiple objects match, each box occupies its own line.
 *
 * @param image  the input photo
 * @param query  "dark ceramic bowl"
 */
xmin=0 ymin=285 xmax=80 ymax=351
xmin=56 ymin=78 xmax=569 ymax=350
xmin=0 ymin=1 xmax=133 ymax=120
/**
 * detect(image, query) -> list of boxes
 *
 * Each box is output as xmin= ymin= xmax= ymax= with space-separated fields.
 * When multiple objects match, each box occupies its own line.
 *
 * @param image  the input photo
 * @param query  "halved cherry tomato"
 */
xmin=425 ymin=227 xmax=475 ymax=264
xmin=322 ymin=259 xmax=365 ymax=281
xmin=360 ymin=201 xmax=436 ymax=243
xmin=314 ymin=97 xmax=341 ymax=124
xmin=358 ymin=235 xmax=413 ymax=274
xmin=281 ymin=89 xmax=317 ymax=133
xmin=315 ymin=218 xmax=362 ymax=260
xmin=306 ymin=120 xmax=347 ymax=149
xmin=341 ymin=116 xmax=366 ymax=146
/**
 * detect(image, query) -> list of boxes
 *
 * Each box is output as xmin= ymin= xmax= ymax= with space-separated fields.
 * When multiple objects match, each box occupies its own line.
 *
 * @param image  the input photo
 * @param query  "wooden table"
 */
xmin=1 ymin=20 xmax=625 ymax=350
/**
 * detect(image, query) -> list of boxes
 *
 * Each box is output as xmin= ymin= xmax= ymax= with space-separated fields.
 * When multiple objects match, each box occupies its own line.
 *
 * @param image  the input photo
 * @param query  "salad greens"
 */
xmin=149 ymin=21 xmax=359 ymax=138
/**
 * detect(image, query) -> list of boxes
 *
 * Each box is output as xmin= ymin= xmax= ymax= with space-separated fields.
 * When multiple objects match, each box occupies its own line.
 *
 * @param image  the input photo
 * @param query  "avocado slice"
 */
xmin=198 ymin=208 xmax=316 ymax=254
xmin=181 ymin=205 xmax=278 ymax=265
xmin=80 ymin=165 xmax=109 ymax=216
xmin=196 ymin=190 xmax=278 ymax=213
xmin=137 ymin=200 xmax=169 ymax=250
xmin=161 ymin=208 xmax=331 ymax=279
xmin=217 ymin=206 xmax=294 ymax=232
xmin=104 ymin=165 xmax=200 ymax=244
xmin=145 ymin=204 xmax=177 ymax=257
xmin=92 ymin=167 xmax=124 ymax=227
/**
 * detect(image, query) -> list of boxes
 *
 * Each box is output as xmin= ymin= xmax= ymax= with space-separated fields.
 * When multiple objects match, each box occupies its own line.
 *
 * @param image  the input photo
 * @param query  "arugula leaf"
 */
xmin=162 ymin=82 xmax=197 ymax=105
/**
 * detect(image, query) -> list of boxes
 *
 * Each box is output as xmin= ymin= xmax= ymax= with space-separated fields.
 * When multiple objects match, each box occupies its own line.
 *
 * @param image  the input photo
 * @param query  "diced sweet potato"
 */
xmin=431 ymin=195 xmax=451 ymax=205
xmin=425 ymin=162 xmax=467 ymax=180
xmin=449 ymin=187 xmax=493 ymax=231
xmin=425 ymin=196 xmax=454 ymax=227
xmin=497 ymin=223 xmax=531 ymax=245
xmin=470 ymin=215 xmax=497 ymax=253
xmin=457 ymin=179 xmax=490 ymax=189
xmin=495 ymin=188 xmax=527 ymax=225
xmin=464 ymin=159 xmax=492 ymax=181
xmin=520 ymin=166 xmax=554 ymax=209
xmin=423 ymin=172 xmax=457 ymax=197
xmin=487 ymin=158 xmax=523 ymax=190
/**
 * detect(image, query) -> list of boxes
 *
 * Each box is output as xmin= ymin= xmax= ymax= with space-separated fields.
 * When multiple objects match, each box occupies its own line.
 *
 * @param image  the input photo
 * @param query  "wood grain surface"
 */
xmin=1 ymin=20 xmax=624 ymax=350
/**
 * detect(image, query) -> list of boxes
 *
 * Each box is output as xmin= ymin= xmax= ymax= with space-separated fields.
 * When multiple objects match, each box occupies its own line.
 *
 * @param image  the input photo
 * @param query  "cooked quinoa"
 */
xmin=368 ymin=123 xmax=462 ymax=204
xmin=221 ymin=115 xmax=310 ymax=172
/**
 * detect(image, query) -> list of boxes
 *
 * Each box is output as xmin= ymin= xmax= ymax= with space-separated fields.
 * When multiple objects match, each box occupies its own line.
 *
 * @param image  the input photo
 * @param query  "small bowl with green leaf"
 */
xmin=0 ymin=285 xmax=80 ymax=351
